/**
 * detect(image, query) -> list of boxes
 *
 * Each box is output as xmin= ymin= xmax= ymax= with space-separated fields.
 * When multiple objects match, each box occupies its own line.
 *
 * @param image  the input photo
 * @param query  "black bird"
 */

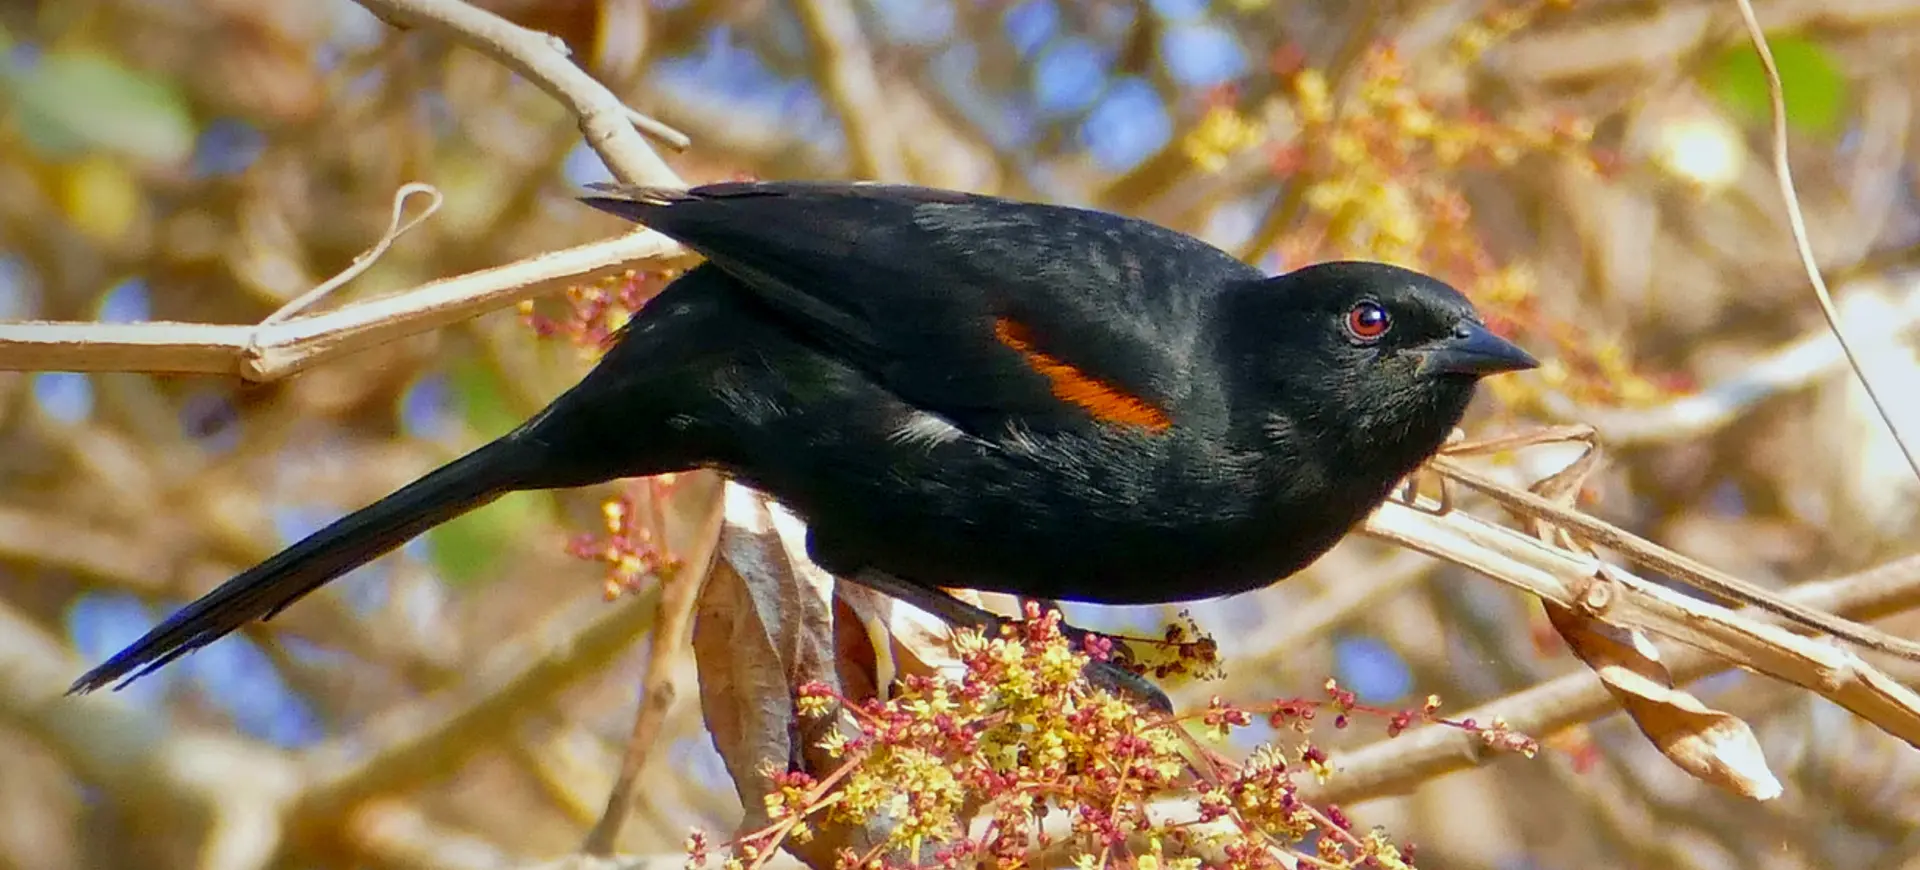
xmin=71 ymin=181 xmax=1537 ymax=694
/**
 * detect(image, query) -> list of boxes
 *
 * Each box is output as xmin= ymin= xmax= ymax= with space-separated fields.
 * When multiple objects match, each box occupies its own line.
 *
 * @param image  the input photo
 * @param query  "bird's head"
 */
xmin=1216 ymin=260 xmax=1537 ymax=471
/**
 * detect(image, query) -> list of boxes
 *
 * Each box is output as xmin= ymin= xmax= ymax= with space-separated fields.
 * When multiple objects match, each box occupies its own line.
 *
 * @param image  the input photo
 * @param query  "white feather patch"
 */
xmin=1001 ymin=421 xmax=1045 ymax=456
xmin=890 ymin=410 xmax=966 ymax=448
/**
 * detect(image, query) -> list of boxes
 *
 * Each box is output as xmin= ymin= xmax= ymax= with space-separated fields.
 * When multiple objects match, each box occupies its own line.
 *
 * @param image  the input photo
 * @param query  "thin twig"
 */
xmin=353 ymin=0 xmax=682 ymax=186
xmin=581 ymin=500 xmax=722 ymax=855
xmin=626 ymin=107 xmax=693 ymax=152
xmin=0 ymin=230 xmax=696 ymax=381
xmin=254 ymin=184 xmax=444 ymax=329
xmin=1731 ymin=0 xmax=1920 ymax=482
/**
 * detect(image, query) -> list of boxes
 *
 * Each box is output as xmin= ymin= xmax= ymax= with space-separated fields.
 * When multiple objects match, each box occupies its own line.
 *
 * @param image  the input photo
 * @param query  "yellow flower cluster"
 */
xmin=704 ymin=612 xmax=1535 ymax=869
xmin=1182 ymin=104 xmax=1267 ymax=173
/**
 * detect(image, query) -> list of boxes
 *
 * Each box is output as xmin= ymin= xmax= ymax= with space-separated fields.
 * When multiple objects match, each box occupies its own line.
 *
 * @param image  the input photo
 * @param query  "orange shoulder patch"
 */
xmin=993 ymin=317 xmax=1171 ymax=431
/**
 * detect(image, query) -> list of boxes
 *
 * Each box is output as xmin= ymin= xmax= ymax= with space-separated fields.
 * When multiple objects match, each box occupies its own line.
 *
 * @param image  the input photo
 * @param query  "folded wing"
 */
xmin=581 ymin=181 xmax=1262 ymax=435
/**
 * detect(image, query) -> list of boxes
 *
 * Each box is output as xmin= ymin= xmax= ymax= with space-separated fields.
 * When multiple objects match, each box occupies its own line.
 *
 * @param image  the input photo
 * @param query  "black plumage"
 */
xmin=71 ymin=181 xmax=1536 ymax=693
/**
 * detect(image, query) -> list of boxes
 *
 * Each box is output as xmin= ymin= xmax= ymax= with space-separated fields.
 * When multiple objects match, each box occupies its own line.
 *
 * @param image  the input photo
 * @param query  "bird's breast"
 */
xmin=754 ymin=424 xmax=1381 ymax=605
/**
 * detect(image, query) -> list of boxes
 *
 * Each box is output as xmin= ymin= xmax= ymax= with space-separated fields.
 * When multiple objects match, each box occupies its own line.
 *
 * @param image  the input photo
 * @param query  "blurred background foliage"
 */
xmin=4 ymin=0 xmax=1920 ymax=868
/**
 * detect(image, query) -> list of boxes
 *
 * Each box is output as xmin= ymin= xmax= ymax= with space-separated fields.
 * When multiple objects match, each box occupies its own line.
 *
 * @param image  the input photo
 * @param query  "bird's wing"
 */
xmin=581 ymin=181 xmax=1263 ymax=435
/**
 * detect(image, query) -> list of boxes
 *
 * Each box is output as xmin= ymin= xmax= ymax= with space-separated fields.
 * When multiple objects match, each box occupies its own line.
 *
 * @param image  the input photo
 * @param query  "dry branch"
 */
xmin=1362 ymin=493 xmax=1920 ymax=751
xmin=354 ymin=0 xmax=680 ymax=186
xmin=1311 ymin=554 xmax=1920 ymax=804
xmin=583 ymin=491 xmax=723 ymax=855
xmin=0 ymin=231 xmax=695 ymax=381
xmin=0 ymin=0 xmax=698 ymax=384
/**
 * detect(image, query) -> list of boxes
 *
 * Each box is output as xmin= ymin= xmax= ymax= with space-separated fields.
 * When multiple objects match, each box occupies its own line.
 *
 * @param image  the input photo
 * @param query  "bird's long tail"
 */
xmin=68 ymin=436 xmax=543 ymax=694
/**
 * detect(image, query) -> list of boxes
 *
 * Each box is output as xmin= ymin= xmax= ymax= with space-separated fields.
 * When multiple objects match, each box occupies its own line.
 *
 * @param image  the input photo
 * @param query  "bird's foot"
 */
xmin=841 ymin=569 xmax=1173 ymax=713
xmin=1074 ymin=653 xmax=1173 ymax=713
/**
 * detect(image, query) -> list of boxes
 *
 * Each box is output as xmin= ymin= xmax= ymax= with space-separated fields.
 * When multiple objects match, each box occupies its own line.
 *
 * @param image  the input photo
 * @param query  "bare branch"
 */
xmin=1431 ymin=454 xmax=1920 ymax=661
xmin=625 ymin=108 xmax=693 ymax=153
xmin=1311 ymin=554 xmax=1920 ymax=804
xmin=1360 ymin=498 xmax=1920 ymax=750
xmin=0 ymin=231 xmax=696 ymax=381
xmin=583 ymin=494 xmax=718 ymax=855
xmin=0 ymin=0 xmax=704 ymax=384
xmin=352 ymin=0 xmax=681 ymax=186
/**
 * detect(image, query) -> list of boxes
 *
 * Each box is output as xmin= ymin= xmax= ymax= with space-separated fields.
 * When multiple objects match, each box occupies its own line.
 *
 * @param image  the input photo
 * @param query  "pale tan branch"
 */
xmin=352 ymin=0 xmax=681 ymax=186
xmin=583 ymin=487 xmax=718 ymax=855
xmin=1360 ymin=499 xmax=1920 ymax=750
xmin=0 ymin=0 xmax=704 ymax=384
xmin=1310 ymin=554 xmax=1920 ymax=804
xmin=0 ymin=231 xmax=697 ymax=382
xmin=1431 ymin=455 xmax=1920 ymax=661
xmin=625 ymin=108 xmax=693 ymax=152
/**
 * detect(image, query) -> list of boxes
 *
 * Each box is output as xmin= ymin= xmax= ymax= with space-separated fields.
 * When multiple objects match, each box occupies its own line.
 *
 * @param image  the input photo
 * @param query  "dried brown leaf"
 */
xmin=690 ymin=484 xmax=889 ymax=864
xmin=1546 ymin=599 xmax=1782 ymax=801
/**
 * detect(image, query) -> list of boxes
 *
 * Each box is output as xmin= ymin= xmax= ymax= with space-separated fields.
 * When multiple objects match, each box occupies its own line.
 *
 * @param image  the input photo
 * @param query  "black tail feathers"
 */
xmin=68 ymin=436 xmax=542 ymax=694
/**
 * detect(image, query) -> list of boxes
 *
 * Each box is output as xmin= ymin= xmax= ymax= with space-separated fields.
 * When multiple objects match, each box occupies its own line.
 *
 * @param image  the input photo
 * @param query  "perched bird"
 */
xmin=71 ymin=181 xmax=1537 ymax=694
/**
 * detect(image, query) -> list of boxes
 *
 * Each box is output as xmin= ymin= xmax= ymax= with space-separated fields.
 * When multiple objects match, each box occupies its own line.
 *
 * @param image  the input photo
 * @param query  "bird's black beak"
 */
xmin=1418 ymin=322 xmax=1538 ymax=377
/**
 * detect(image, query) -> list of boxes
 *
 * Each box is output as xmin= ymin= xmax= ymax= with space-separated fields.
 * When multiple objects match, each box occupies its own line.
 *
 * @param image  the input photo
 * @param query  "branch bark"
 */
xmin=1310 ymin=554 xmax=1920 ymax=804
xmin=0 ymin=232 xmax=696 ymax=382
xmin=354 ymin=0 xmax=681 ymax=186
xmin=0 ymin=0 xmax=698 ymax=384
xmin=1360 ymin=496 xmax=1920 ymax=751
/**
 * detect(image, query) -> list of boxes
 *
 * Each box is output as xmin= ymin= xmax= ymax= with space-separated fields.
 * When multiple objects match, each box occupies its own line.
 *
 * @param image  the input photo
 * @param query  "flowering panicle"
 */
xmin=696 ymin=605 xmax=1534 ymax=869
xmin=563 ymin=479 xmax=684 ymax=599
xmin=521 ymin=268 xmax=685 ymax=597
xmin=518 ymin=268 xmax=674 ymax=352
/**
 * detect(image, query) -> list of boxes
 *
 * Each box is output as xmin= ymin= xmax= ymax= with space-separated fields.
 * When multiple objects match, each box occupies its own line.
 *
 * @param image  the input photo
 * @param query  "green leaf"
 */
xmin=423 ymin=358 xmax=542 ymax=585
xmin=5 ymin=49 xmax=197 ymax=164
xmin=1708 ymin=34 xmax=1848 ymax=136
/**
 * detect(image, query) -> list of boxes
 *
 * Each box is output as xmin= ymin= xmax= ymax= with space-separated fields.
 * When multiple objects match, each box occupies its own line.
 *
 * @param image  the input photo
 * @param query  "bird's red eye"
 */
xmin=1346 ymin=301 xmax=1390 ymax=341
